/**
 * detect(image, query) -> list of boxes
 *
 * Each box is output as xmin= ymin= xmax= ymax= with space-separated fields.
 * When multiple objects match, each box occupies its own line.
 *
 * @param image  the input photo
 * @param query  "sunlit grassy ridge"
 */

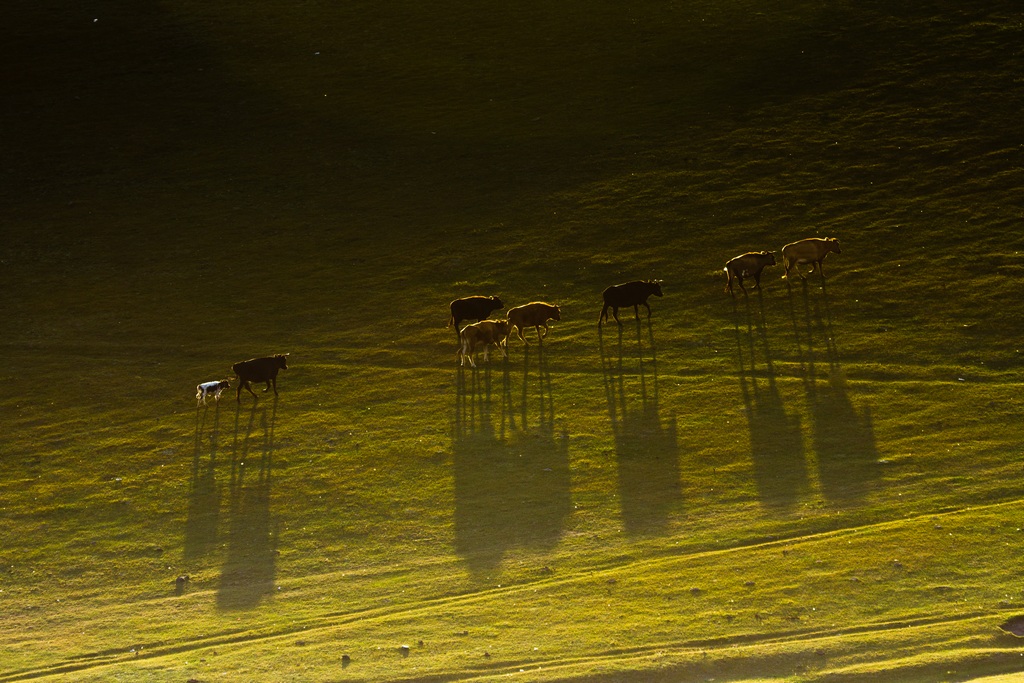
xmin=2 ymin=1 xmax=1024 ymax=681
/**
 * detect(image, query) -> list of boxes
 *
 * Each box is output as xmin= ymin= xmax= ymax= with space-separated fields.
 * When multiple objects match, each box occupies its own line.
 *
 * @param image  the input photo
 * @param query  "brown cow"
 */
xmin=506 ymin=302 xmax=561 ymax=344
xmin=458 ymin=319 xmax=510 ymax=367
xmin=724 ymin=251 xmax=776 ymax=295
xmin=232 ymin=354 xmax=289 ymax=402
xmin=781 ymin=237 xmax=842 ymax=280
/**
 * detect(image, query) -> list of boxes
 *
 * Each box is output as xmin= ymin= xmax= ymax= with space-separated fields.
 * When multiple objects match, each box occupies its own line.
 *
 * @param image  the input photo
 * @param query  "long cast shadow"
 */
xmin=599 ymin=319 xmax=681 ymax=535
xmin=452 ymin=347 xmax=571 ymax=576
xmin=217 ymin=398 xmax=278 ymax=610
xmin=732 ymin=292 xmax=810 ymax=509
xmin=185 ymin=402 xmax=224 ymax=561
xmin=787 ymin=279 xmax=880 ymax=502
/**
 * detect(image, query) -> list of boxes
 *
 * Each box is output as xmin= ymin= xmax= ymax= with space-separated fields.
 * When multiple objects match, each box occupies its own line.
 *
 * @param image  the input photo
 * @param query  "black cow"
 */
xmin=598 ymin=280 xmax=663 ymax=326
xmin=447 ymin=295 xmax=504 ymax=339
xmin=232 ymin=354 xmax=289 ymax=402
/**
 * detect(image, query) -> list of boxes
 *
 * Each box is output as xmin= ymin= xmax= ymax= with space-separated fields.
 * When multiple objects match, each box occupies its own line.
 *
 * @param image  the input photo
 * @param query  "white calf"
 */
xmin=196 ymin=379 xmax=231 ymax=405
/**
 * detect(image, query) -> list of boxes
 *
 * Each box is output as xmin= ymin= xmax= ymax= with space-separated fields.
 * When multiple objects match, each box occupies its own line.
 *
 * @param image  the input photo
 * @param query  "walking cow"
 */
xmin=599 ymin=280 xmax=663 ymax=326
xmin=196 ymin=379 xmax=231 ymax=406
xmin=723 ymin=251 xmax=776 ymax=295
xmin=781 ymin=237 xmax=842 ymax=280
xmin=506 ymin=302 xmax=561 ymax=344
xmin=447 ymin=295 xmax=504 ymax=340
xmin=232 ymin=354 xmax=289 ymax=402
xmin=458 ymin=319 xmax=510 ymax=367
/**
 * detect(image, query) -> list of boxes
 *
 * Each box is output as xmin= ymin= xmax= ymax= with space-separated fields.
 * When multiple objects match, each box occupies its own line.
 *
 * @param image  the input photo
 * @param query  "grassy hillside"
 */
xmin=2 ymin=1 xmax=1024 ymax=681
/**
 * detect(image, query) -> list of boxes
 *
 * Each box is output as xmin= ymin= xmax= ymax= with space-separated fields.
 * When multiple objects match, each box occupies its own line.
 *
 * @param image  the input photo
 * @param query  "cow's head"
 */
xmin=490 ymin=296 xmax=504 ymax=309
xmin=763 ymin=251 xmax=777 ymax=266
xmin=275 ymin=354 xmax=289 ymax=369
xmin=552 ymin=306 xmax=562 ymax=321
xmin=828 ymin=238 xmax=842 ymax=254
xmin=650 ymin=280 xmax=664 ymax=297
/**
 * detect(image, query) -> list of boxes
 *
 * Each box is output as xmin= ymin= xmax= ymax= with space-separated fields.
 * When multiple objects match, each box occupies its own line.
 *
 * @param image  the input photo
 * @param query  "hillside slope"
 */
xmin=2 ymin=1 xmax=1023 ymax=681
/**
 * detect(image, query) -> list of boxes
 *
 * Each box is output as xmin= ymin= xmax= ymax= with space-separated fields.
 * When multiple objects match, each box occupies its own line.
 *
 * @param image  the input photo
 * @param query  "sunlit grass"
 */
xmin=3 ymin=0 xmax=1024 ymax=681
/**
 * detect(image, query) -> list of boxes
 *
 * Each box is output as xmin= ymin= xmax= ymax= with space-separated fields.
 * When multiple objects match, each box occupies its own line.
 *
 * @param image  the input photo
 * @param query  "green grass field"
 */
xmin=3 ymin=1 xmax=1024 ymax=681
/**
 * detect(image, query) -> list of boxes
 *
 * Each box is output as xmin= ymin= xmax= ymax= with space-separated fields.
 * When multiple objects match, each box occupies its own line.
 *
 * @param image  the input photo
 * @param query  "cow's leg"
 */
xmin=518 ymin=325 xmax=529 ymax=344
xmin=612 ymin=307 xmax=621 ymax=326
xmin=270 ymin=377 xmax=278 ymax=396
xmin=753 ymin=272 xmax=762 ymax=290
xmin=643 ymin=301 xmax=652 ymax=318
xmin=537 ymin=325 xmax=547 ymax=343
xmin=599 ymin=304 xmax=609 ymax=325
xmin=240 ymin=381 xmax=258 ymax=401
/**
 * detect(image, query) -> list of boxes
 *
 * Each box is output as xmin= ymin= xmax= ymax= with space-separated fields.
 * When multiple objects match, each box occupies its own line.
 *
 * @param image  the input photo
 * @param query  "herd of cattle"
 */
xmin=450 ymin=236 xmax=841 ymax=367
xmin=196 ymin=237 xmax=841 ymax=401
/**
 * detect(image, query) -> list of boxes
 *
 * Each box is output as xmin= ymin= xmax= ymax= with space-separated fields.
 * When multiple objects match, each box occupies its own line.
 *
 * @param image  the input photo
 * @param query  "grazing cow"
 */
xmin=458 ymin=319 xmax=511 ymax=367
xmin=232 ymin=354 xmax=289 ymax=402
xmin=196 ymin=379 xmax=231 ymax=406
xmin=448 ymin=295 xmax=504 ymax=339
xmin=506 ymin=301 xmax=561 ymax=344
xmin=598 ymin=280 xmax=663 ymax=326
xmin=781 ymin=237 xmax=842 ymax=280
xmin=723 ymin=251 xmax=777 ymax=295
